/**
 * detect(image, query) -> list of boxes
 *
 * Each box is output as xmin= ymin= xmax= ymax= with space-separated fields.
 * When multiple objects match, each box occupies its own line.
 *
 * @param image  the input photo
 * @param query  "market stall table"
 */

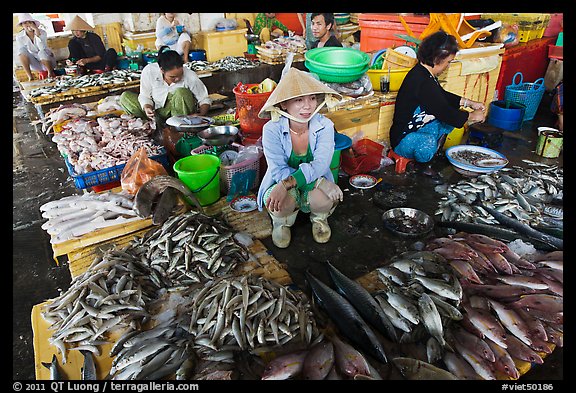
xmin=19 ymin=76 xmax=141 ymax=122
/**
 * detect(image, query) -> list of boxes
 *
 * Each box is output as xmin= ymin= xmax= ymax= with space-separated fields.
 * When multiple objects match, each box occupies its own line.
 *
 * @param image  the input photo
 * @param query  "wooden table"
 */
xmin=20 ymin=78 xmax=141 ymax=121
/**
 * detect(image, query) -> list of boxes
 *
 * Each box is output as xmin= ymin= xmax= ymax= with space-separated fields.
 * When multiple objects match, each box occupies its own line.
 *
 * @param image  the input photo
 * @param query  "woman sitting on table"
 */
xmin=15 ymin=13 xmax=56 ymax=81
xmin=119 ymin=46 xmax=211 ymax=123
xmin=253 ymin=13 xmax=289 ymax=43
xmin=256 ymin=67 xmax=343 ymax=248
xmin=389 ymin=31 xmax=486 ymax=164
xmin=155 ymin=13 xmax=192 ymax=63
xmin=65 ymin=15 xmax=118 ymax=73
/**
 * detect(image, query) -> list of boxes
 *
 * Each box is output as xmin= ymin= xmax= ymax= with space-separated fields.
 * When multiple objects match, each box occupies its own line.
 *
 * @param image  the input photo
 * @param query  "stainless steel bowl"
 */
xmin=166 ymin=115 xmax=214 ymax=133
xmin=382 ymin=208 xmax=434 ymax=238
xmin=197 ymin=125 xmax=239 ymax=146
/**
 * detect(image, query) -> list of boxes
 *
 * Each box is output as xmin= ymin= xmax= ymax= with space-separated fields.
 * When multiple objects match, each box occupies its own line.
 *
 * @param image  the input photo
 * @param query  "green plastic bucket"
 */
xmin=173 ymin=154 xmax=221 ymax=206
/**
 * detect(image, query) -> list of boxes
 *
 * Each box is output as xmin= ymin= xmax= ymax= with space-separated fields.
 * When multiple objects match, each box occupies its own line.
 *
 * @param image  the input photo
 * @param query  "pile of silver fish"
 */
xmin=108 ymin=317 xmax=194 ymax=380
xmin=108 ymin=272 xmax=320 ymax=380
xmin=51 ymin=113 xmax=160 ymax=174
xmin=184 ymin=56 xmax=260 ymax=73
xmin=127 ymin=211 xmax=249 ymax=287
xmin=41 ymin=247 xmax=160 ymax=364
xmin=421 ymin=234 xmax=563 ymax=380
xmin=40 ymin=191 xmax=140 ymax=244
xmin=374 ymin=250 xmax=463 ymax=352
xmin=28 ymin=70 xmax=142 ymax=98
xmin=182 ymin=274 xmax=320 ymax=356
xmin=435 ymin=160 xmax=563 ymax=227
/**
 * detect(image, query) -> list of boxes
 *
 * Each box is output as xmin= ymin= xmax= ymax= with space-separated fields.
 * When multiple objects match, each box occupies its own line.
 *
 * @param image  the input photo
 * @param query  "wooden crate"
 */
xmin=377 ymin=101 xmax=396 ymax=144
xmin=196 ymin=28 xmax=248 ymax=62
xmin=94 ymin=22 xmax=124 ymax=53
xmin=324 ymin=106 xmax=381 ymax=141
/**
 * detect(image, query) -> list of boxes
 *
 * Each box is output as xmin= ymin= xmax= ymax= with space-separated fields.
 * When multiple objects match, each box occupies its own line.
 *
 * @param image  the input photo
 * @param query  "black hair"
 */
xmin=157 ymin=45 xmax=183 ymax=71
xmin=310 ymin=13 xmax=335 ymax=29
xmin=417 ymin=30 xmax=459 ymax=67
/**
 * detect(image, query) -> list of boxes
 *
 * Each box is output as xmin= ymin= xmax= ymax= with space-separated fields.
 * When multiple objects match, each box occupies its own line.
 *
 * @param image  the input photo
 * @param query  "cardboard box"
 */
xmin=324 ymin=106 xmax=381 ymax=141
xmin=196 ymin=28 xmax=247 ymax=62
xmin=439 ymin=52 xmax=503 ymax=108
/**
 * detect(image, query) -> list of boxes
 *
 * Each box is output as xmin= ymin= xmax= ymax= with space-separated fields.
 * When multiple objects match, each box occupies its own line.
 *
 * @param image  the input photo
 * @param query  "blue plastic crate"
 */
xmin=64 ymin=148 xmax=169 ymax=190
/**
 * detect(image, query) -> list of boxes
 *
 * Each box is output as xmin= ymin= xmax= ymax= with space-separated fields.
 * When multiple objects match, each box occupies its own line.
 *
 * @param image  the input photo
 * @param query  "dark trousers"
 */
xmin=68 ymin=41 xmax=118 ymax=70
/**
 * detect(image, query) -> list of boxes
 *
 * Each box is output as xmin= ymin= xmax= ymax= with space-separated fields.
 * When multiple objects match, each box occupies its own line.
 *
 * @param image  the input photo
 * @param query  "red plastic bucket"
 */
xmin=233 ymin=83 xmax=272 ymax=136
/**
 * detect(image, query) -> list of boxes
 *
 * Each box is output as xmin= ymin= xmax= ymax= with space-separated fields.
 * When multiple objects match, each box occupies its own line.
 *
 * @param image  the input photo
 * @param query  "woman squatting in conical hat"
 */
xmin=256 ymin=67 xmax=343 ymax=248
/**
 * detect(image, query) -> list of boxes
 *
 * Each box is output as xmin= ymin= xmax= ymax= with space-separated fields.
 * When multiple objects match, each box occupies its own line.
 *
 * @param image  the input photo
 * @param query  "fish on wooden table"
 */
xmin=302 ymin=339 xmax=334 ymax=380
xmin=80 ymin=350 xmax=97 ymax=380
xmin=443 ymin=351 xmax=482 ymax=380
xmin=503 ymin=334 xmax=544 ymax=365
xmin=485 ymin=338 xmax=520 ymax=379
xmin=260 ymin=350 xmax=308 ymax=380
xmin=392 ymin=357 xmax=459 ymax=380
xmin=329 ymin=333 xmax=371 ymax=379
xmin=41 ymin=354 xmax=64 ymax=380
xmin=508 ymin=294 xmax=563 ymax=313
xmin=461 ymin=303 xmax=508 ymax=349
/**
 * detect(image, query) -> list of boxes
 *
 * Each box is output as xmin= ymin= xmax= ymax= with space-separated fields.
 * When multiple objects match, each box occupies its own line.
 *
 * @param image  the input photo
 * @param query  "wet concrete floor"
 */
xmin=12 ymin=89 xmax=563 ymax=380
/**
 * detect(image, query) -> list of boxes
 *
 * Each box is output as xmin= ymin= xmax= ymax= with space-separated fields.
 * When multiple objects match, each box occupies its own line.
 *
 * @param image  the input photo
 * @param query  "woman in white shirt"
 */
xmin=155 ymin=13 xmax=192 ymax=63
xmin=119 ymin=46 xmax=211 ymax=122
xmin=15 ymin=13 xmax=56 ymax=80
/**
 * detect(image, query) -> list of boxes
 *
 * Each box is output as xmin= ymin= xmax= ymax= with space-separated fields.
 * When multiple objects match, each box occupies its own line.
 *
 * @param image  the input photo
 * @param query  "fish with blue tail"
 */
xmin=41 ymin=354 xmax=64 ymax=380
xmin=81 ymin=350 xmax=97 ymax=380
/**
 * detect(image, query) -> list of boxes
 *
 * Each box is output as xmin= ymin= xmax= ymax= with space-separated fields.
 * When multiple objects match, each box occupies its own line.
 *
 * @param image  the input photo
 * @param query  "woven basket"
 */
xmin=383 ymin=48 xmax=418 ymax=70
xmin=504 ymin=72 xmax=545 ymax=121
xmin=191 ymin=144 xmax=262 ymax=194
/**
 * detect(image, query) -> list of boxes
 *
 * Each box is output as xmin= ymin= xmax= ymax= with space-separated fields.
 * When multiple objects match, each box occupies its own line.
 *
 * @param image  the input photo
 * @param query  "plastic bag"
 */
xmin=213 ymin=18 xmax=238 ymax=30
xmin=233 ymin=144 xmax=262 ymax=165
xmin=121 ymin=147 xmax=168 ymax=195
xmin=494 ymin=23 xmax=519 ymax=48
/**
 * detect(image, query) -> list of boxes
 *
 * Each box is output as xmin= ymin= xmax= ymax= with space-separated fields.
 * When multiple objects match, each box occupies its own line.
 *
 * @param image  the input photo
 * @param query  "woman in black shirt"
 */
xmin=389 ymin=31 xmax=486 ymax=162
xmin=65 ymin=15 xmax=118 ymax=73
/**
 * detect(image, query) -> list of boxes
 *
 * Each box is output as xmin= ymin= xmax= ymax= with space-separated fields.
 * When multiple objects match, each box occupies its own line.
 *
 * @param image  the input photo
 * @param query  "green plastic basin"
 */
xmin=304 ymin=48 xmax=370 ymax=83
xmin=305 ymin=47 xmax=370 ymax=72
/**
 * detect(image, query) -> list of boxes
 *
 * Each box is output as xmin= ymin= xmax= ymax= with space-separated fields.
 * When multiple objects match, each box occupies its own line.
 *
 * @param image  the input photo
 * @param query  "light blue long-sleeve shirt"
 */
xmin=257 ymin=113 xmax=335 ymax=210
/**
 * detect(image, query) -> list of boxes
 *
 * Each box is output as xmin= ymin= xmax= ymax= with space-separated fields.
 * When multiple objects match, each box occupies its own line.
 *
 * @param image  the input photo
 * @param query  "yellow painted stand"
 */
xmin=33 ymin=194 xmax=288 ymax=380
xmin=50 ymin=218 xmax=153 ymax=265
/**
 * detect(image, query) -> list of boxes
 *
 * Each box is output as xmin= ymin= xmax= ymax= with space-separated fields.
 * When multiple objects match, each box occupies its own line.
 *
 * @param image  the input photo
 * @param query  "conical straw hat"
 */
xmin=66 ymin=15 xmax=95 ymax=31
xmin=258 ymin=67 xmax=342 ymax=119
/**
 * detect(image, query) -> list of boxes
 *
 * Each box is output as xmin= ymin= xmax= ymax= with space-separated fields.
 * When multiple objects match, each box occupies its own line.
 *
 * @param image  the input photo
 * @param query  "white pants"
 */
xmin=160 ymin=33 xmax=191 ymax=56
xmin=19 ymin=47 xmax=56 ymax=72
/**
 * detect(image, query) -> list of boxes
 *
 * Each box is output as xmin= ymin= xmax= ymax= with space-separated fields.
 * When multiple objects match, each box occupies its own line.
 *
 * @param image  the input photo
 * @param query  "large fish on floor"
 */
xmin=304 ymin=270 xmax=388 ymax=364
xmin=326 ymin=262 xmax=398 ymax=343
